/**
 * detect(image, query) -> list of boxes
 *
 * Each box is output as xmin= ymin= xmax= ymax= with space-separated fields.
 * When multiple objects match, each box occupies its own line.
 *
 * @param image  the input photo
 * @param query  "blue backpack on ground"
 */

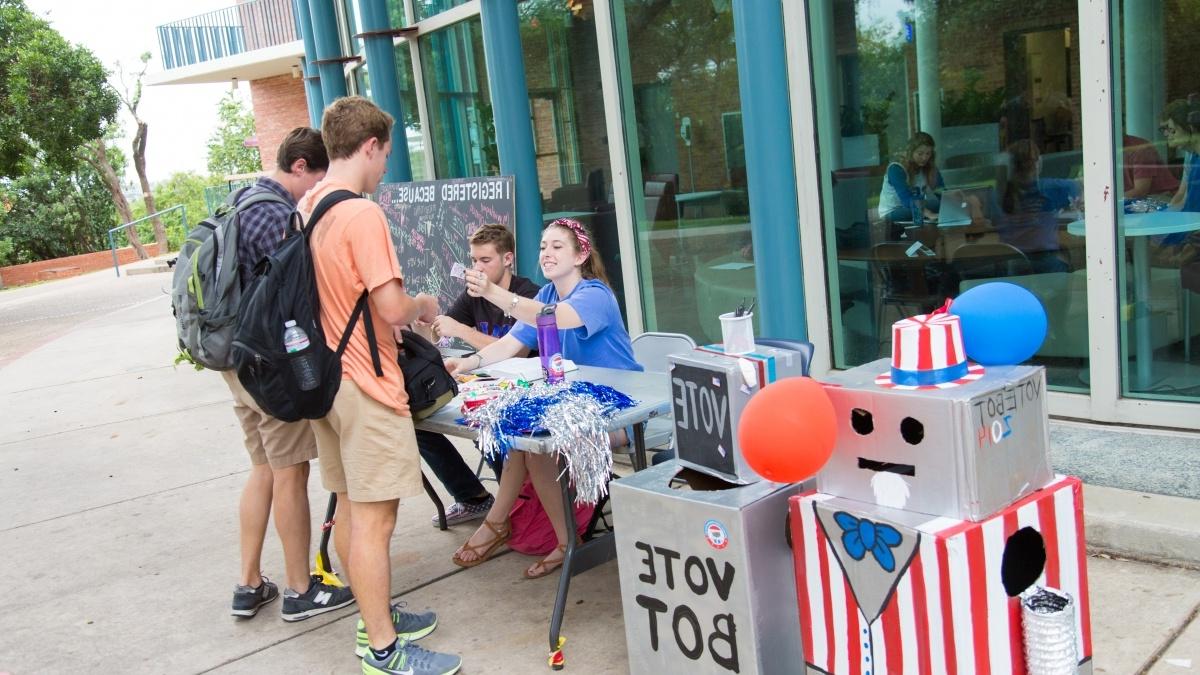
xmin=232 ymin=190 xmax=383 ymax=423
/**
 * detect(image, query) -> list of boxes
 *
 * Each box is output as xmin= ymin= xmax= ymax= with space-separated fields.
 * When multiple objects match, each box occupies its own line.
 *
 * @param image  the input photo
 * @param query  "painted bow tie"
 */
xmin=834 ymin=512 xmax=903 ymax=572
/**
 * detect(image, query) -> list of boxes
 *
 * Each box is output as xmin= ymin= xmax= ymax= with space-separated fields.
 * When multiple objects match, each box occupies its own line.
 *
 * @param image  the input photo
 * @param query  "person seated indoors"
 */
xmin=1122 ymin=134 xmax=1179 ymax=199
xmin=443 ymin=217 xmax=642 ymax=579
xmin=1154 ymin=98 xmax=1200 ymax=274
xmin=878 ymin=132 xmax=945 ymax=238
xmin=998 ymin=139 xmax=1081 ymax=274
xmin=414 ymin=224 xmax=541 ymax=528
xmin=1162 ymin=98 xmax=1200 ymax=213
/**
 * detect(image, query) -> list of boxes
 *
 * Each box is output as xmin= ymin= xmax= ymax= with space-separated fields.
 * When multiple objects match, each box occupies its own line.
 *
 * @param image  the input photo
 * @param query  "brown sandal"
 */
xmin=525 ymin=533 xmax=580 ymax=576
xmin=452 ymin=519 xmax=511 ymax=568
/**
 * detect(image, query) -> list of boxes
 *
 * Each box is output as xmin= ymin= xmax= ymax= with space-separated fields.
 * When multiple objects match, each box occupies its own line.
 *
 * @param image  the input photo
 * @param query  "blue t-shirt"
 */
xmin=1183 ymin=153 xmax=1200 ymax=213
xmin=509 ymin=279 xmax=643 ymax=372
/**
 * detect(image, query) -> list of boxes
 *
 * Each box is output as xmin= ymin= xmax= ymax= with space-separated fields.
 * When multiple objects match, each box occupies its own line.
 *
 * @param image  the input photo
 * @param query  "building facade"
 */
xmin=149 ymin=0 xmax=1200 ymax=429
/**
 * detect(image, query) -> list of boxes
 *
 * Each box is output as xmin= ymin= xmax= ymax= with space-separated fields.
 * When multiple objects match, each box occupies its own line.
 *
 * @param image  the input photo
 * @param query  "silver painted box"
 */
xmin=667 ymin=350 xmax=759 ymax=485
xmin=817 ymin=358 xmax=1053 ymax=521
xmin=612 ymin=460 xmax=807 ymax=674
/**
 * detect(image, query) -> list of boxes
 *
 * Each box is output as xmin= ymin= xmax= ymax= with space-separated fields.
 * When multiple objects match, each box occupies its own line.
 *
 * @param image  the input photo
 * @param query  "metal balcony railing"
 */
xmin=156 ymin=0 xmax=300 ymax=70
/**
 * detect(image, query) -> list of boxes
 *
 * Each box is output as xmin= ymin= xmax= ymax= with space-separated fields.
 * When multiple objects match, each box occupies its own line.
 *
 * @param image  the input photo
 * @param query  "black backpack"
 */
xmin=397 ymin=329 xmax=459 ymax=420
xmin=232 ymin=190 xmax=383 ymax=423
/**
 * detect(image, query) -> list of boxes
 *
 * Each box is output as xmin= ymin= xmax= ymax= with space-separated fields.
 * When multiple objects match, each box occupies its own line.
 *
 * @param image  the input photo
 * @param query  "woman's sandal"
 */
xmin=451 ymin=519 xmax=511 ymax=568
xmin=524 ymin=543 xmax=569 ymax=579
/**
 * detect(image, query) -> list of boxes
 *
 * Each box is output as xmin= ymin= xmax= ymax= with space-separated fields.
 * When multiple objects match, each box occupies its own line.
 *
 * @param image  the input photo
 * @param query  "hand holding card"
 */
xmin=450 ymin=262 xmax=467 ymax=280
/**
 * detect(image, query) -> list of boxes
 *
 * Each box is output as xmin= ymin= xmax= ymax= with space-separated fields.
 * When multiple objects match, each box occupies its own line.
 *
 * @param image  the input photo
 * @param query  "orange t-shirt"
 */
xmin=301 ymin=179 xmax=409 ymax=415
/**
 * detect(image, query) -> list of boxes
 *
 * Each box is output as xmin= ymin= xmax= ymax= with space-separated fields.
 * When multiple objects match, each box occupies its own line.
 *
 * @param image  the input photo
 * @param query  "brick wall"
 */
xmin=0 ymin=244 xmax=162 ymax=288
xmin=249 ymin=74 xmax=311 ymax=171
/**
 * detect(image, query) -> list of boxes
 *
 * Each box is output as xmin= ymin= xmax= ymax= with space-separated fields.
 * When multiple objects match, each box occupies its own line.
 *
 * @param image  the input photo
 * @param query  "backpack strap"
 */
xmin=306 ymin=189 xmax=385 ymax=378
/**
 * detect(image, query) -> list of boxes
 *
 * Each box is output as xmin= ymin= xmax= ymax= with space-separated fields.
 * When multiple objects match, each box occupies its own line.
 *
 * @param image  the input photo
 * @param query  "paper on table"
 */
xmin=479 ymin=356 xmax=578 ymax=381
xmin=709 ymin=261 xmax=755 ymax=271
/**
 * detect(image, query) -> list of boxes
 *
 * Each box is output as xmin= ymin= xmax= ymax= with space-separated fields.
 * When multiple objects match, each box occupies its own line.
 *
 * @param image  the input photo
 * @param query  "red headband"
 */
xmin=548 ymin=218 xmax=592 ymax=257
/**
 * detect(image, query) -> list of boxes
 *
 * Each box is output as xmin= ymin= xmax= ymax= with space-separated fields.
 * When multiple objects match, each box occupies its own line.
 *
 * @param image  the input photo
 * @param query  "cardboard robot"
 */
xmin=790 ymin=310 xmax=1092 ymax=674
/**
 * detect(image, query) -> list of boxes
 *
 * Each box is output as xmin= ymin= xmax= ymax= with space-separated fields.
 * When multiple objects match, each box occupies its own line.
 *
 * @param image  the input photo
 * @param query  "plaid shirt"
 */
xmin=236 ymin=177 xmax=296 ymax=287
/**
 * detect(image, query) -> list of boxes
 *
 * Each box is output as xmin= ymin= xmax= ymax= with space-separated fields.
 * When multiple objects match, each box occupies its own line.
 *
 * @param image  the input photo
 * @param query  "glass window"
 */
xmin=518 ymin=0 xmax=626 ymax=314
xmin=810 ymin=0 xmax=1086 ymax=391
xmin=338 ymin=0 xmax=362 ymax=56
xmin=1112 ymin=1 xmax=1200 ymax=401
xmin=613 ymin=0 xmax=752 ymax=342
xmin=395 ymin=43 xmax=428 ymax=181
xmin=414 ymin=0 xmax=471 ymax=23
xmin=420 ymin=18 xmax=497 ymax=178
xmin=387 ymin=0 xmax=409 ymax=28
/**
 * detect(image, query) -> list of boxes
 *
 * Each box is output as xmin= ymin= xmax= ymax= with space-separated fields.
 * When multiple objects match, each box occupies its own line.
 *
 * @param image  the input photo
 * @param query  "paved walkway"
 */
xmin=1 ymin=269 xmax=1199 ymax=673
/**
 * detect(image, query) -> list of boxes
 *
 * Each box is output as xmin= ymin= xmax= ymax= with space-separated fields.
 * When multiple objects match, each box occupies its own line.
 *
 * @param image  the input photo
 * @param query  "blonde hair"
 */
xmin=320 ymin=96 xmax=393 ymax=161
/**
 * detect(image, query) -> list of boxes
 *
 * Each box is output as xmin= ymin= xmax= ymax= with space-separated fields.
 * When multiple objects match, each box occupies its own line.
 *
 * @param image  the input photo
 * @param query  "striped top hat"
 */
xmin=876 ymin=302 xmax=985 ymax=390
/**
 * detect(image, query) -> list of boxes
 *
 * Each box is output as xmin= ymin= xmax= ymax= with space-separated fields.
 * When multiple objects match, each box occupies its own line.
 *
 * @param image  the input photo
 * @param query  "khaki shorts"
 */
xmin=221 ymin=371 xmax=317 ymax=469
xmin=311 ymin=379 xmax=422 ymax=503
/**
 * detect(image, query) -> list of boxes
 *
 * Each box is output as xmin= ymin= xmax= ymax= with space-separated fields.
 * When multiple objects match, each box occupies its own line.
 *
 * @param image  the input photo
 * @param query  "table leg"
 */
xmin=1132 ymin=237 xmax=1153 ymax=390
xmin=548 ymin=454 xmax=577 ymax=669
xmin=632 ymin=422 xmax=648 ymax=472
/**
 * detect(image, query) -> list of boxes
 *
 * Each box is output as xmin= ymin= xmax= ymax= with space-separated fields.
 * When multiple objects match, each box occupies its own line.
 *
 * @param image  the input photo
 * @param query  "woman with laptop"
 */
xmin=878 ymin=132 xmax=946 ymax=237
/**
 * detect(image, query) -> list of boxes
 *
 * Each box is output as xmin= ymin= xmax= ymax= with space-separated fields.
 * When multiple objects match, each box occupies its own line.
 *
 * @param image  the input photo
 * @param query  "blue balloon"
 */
xmin=952 ymin=282 xmax=1048 ymax=365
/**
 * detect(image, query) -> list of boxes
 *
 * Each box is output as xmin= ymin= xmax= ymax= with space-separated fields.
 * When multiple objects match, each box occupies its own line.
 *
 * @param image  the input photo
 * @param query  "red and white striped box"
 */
xmin=789 ymin=475 xmax=1092 ymax=674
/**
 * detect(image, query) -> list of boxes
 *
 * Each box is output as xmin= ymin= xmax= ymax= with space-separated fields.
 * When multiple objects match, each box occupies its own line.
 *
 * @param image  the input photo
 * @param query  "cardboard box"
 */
xmin=788 ymin=476 xmax=1092 ymax=675
xmin=818 ymin=359 xmax=1053 ymax=521
xmin=613 ymin=460 xmax=808 ymax=674
xmin=667 ymin=350 xmax=760 ymax=484
xmin=696 ymin=342 xmax=809 ymax=388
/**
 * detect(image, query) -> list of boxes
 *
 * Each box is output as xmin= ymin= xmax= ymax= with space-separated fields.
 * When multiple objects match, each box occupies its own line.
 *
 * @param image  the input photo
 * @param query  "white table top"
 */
xmin=675 ymin=190 xmax=726 ymax=203
xmin=542 ymin=210 xmax=592 ymax=221
xmin=1067 ymin=210 xmax=1200 ymax=237
xmin=415 ymin=365 xmax=672 ymax=455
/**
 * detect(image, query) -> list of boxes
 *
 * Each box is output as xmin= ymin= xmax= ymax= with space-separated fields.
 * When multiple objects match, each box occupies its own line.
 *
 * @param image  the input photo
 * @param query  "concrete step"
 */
xmin=124 ymin=255 xmax=175 ymax=276
xmin=1085 ymin=484 xmax=1200 ymax=568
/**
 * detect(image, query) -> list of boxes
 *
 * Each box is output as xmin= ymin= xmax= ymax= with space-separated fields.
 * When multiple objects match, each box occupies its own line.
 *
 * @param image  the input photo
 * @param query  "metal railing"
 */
xmin=156 ymin=0 xmax=299 ymax=70
xmin=108 ymin=205 xmax=188 ymax=277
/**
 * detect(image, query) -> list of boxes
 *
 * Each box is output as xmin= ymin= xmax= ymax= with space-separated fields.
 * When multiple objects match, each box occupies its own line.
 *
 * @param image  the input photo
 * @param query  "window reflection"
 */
xmin=518 ymin=0 xmax=626 ymax=314
xmin=420 ymin=18 xmax=497 ymax=178
xmin=615 ymin=0 xmax=753 ymax=342
xmin=813 ymin=0 xmax=1086 ymax=392
xmin=1114 ymin=1 xmax=1200 ymax=401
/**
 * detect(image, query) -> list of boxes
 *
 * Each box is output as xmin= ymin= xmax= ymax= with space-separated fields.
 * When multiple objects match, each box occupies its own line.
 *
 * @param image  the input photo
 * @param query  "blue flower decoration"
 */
xmin=833 ymin=512 xmax=903 ymax=572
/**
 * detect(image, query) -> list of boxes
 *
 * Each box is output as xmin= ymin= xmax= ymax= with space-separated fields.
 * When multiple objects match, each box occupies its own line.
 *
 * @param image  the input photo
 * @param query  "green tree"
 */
xmin=0 ymin=157 xmax=116 ymax=263
xmin=207 ymin=93 xmax=261 ymax=177
xmin=0 ymin=0 xmax=119 ymax=177
xmin=130 ymin=171 xmax=214 ymax=251
xmin=113 ymin=52 xmax=168 ymax=253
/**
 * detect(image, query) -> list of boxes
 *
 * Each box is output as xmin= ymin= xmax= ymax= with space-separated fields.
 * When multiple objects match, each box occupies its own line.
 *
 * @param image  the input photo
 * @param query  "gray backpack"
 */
xmin=171 ymin=187 xmax=291 ymax=370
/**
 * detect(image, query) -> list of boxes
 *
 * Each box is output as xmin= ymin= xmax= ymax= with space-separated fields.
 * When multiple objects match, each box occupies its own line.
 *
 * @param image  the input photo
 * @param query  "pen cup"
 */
xmin=719 ymin=311 xmax=755 ymax=355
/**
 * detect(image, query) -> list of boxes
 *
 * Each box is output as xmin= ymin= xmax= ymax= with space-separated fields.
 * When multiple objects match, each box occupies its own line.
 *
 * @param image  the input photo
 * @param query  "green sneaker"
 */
xmin=361 ymin=639 xmax=461 ymax=675
xmin=355 ymin=603 xmax=438 ymax=657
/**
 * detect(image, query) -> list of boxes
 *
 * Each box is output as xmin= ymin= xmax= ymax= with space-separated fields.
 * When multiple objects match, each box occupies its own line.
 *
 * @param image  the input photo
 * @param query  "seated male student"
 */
xmin=418 ymin=223 xmax=540 ymax=527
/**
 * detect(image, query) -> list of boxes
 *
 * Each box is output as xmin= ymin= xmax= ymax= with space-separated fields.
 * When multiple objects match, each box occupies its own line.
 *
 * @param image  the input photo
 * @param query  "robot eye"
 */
xmin=851 ymin=408 xmax=874 ymax=435
xmin=900 ymin=417 xmax=924 ymax=445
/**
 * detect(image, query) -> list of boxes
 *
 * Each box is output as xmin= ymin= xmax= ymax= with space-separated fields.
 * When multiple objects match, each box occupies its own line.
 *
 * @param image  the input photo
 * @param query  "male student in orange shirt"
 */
xmin=302 ymin=96 xmax=461 ymax=675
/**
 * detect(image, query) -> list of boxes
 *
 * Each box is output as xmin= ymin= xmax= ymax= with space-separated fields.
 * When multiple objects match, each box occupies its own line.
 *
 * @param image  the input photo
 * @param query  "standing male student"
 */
xmin=303 ymin=96 xmax=461 ymax=675
xmin=419 ymin=223 xmax=539 ymax=527
xmin=225 ymin=127 xmax=356 ymax=621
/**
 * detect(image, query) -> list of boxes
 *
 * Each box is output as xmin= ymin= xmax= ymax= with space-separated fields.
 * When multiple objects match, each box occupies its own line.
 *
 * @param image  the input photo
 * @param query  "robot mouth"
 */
xmin=857 ymin=457 xmax=916 ymax=476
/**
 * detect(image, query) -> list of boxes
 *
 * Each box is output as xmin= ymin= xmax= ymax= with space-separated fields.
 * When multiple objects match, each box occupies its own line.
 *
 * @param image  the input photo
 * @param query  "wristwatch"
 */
xmin=506 ymin=293 xmax=520 ymax=317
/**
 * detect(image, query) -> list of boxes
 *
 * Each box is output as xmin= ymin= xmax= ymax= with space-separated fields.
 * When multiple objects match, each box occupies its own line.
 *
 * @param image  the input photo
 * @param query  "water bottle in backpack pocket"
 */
xmin=282 ymin=320 xmax=320 ymax=391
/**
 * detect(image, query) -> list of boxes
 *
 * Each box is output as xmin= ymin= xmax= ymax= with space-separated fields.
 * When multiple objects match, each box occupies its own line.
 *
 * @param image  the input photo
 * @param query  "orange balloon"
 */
xmin=737 ymin=377 xmax=837 ymax=483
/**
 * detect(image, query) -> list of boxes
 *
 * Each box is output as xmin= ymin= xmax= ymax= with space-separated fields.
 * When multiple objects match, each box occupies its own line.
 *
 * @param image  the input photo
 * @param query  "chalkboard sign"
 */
xmin=671 ymin=361 xmax=736 ymax=477
xmin=374 ymin=176 xmax=515 ymax=311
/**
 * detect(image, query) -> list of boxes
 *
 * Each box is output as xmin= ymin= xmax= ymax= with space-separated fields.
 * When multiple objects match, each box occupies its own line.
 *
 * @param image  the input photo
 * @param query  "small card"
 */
xmin=450 ymin=262 xmax=467 ymax=279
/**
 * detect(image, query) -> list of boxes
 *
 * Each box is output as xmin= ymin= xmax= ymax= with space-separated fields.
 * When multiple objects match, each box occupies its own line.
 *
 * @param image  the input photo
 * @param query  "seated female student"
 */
xmin=444 ymin=217 xmax=642 ymax=579
xmin=998 ymin=139 xmax=1080 ymax=274
xmin=1156 ymin=98 xmax=1200 ymax=279
xmin=878 ymin=132 xmax=945 ymax=238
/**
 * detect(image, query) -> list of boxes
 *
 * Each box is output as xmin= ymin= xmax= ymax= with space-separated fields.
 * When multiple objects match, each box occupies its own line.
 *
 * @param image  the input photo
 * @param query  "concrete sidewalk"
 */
xmin=1 ymin=279 xmax=1199 ymax=673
